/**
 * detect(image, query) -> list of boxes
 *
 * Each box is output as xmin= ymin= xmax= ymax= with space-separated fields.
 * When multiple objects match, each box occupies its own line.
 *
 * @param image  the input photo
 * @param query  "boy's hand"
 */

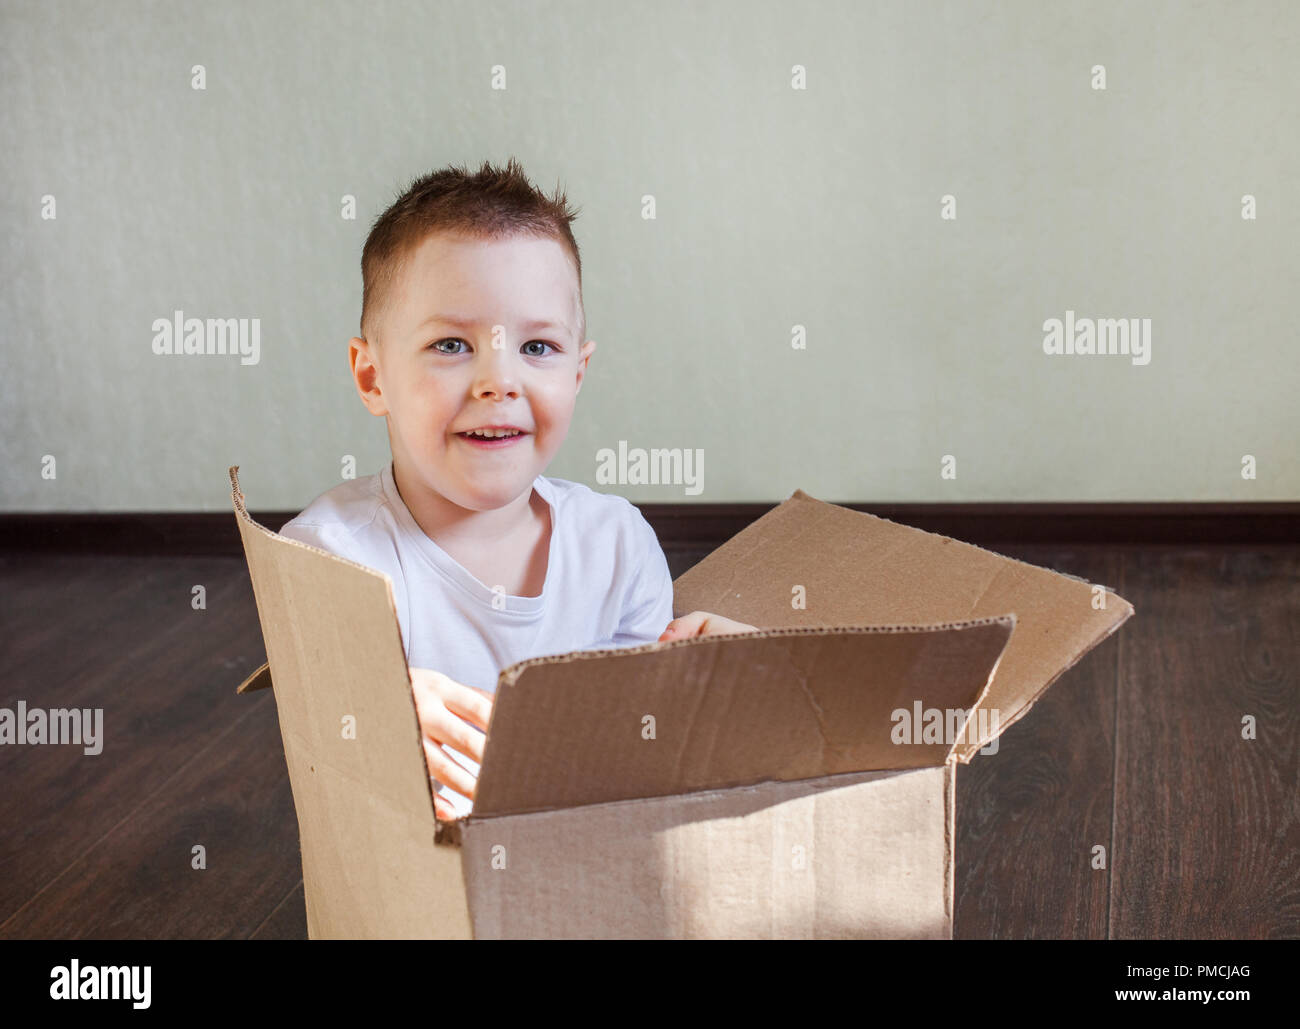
xmin=658 ymin=610 xmax=758 ymax=642
xmin=408 ymin=667 xmax=494 ymax=820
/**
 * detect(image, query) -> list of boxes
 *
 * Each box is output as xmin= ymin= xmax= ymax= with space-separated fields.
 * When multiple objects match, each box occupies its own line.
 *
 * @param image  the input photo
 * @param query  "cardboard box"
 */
xmin=228 ymin=466 xmax=1133 ymax=939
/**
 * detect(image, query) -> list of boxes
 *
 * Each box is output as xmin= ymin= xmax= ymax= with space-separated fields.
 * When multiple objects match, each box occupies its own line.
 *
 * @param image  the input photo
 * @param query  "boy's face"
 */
xmin=351 ymin=231 xmax=596 ymax=514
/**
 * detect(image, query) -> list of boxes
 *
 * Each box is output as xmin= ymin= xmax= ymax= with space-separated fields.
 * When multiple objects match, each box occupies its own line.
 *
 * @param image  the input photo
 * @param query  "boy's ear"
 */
xmin=575 ymin=338 xmax=597 ymax=395
xmin=350 ymin=336 xmax=389 ymax=416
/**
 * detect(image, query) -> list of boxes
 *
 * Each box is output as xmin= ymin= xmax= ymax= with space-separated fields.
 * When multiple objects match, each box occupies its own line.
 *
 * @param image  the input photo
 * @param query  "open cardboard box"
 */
xmin=228 ymin=466 xmax=1133 ymax=939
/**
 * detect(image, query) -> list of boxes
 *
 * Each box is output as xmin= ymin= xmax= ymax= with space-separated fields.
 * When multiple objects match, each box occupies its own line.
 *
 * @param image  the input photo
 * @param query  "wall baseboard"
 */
xmin=1 ymin=503 xmax=1296 ymax=556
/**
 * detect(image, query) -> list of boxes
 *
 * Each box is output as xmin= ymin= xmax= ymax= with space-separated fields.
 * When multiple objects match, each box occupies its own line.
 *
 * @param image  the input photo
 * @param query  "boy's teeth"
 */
xmin=465 ymin=429 xmax=521 ymax=438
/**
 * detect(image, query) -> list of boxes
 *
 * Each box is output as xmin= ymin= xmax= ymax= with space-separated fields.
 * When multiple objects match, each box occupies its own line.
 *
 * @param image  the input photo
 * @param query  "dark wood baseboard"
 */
xmin=1 ymin=502 xmax=1296 ymax=555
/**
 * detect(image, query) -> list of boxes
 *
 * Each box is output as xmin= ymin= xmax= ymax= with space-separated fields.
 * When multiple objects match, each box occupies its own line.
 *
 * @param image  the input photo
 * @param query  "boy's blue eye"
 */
xmin=428 ymin=338 xmax=556 ymax=355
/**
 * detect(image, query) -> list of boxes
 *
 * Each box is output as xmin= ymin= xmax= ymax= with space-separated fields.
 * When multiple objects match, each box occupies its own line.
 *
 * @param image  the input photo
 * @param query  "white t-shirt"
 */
xmin=276 ymin=462 xmax=675 ymax=817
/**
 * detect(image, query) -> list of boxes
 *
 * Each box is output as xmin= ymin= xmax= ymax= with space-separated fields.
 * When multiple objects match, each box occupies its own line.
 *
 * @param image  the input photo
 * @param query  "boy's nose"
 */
xmin=471 ymin=352 xmax=522 ymax=398
xmin=472 ymin=374 xmax=521 ymax=400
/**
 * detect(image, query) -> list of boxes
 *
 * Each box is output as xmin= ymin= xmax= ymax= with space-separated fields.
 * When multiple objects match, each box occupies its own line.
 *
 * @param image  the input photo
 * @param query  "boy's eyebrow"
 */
xmin=417 ymin=313 xmax=571 ymax=334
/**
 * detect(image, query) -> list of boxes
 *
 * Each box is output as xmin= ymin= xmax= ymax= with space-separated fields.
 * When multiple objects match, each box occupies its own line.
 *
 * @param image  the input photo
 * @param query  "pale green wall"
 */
xmin=2 ymin=0 xmax=1295 ymax=509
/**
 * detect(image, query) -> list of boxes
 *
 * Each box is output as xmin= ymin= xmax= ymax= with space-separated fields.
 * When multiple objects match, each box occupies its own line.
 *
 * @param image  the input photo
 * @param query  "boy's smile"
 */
xmin=349 ymin=230 xmax=596 ymax=544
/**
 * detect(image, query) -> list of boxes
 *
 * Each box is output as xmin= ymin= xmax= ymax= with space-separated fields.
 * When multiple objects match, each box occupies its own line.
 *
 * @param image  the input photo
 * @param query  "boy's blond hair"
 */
xmin=360 ymin=157 xmax=585 ymax=347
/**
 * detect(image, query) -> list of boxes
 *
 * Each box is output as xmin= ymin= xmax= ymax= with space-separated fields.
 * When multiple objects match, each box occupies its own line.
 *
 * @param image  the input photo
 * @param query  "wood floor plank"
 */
xmin=0 ymin=555 xmax=276 ymax=929
xmin=0 ymin=555 xmax=173 ymax=711
xmin=0 ymin=694 xmax=300 ymax=938
xmin=953 ymin=545 xmax=1123 ymax=939
xmin=1111 ymin=546 xmax=1300 ymax=939
xmin=249 ymin=882 xmax=307 ymax=940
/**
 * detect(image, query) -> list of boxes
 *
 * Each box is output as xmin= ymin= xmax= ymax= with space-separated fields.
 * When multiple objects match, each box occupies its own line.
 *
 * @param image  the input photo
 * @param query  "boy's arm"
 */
xmin=606 ymin=515 xmax=759 ymax=646
xmin=604 ymin=517 xmax=676 ymax=647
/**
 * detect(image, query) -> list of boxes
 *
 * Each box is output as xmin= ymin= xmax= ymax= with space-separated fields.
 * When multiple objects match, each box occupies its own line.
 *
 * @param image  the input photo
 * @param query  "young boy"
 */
xmin=279 ymin=159 xmax=754 ymax=821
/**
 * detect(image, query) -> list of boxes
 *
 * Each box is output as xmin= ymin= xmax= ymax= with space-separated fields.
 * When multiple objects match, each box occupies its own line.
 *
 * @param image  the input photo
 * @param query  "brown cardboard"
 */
xmin=229 ymin=467 xmax=1133 ymax=939
xmin=460 ymin=767 xmax=955 ymax=938
xmin=671 ymin=489 xmax=1135 ymax=760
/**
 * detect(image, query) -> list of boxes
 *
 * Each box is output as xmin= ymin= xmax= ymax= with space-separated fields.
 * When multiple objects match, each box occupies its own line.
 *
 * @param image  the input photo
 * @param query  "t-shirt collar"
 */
xmin=379 ymin=462 xmax=556 ymax=616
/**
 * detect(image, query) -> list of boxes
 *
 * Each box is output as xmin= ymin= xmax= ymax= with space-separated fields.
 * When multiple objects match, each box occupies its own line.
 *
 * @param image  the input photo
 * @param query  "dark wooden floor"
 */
xmin=0 ymin=543 xmax=1296 ymax=939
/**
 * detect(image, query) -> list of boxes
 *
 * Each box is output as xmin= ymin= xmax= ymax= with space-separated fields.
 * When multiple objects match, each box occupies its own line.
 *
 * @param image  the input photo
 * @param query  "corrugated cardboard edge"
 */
xmin=228 ymin=466 xmax=415 ymax=601
xmin=493 ymin=615 xmax=1019 ymax=688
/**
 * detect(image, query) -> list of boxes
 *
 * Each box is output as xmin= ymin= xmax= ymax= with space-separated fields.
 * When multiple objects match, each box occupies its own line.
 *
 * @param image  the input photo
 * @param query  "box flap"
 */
xmin=236 ymin=661 xmax=272 ymax=694
xmin=229 ymin=466 xmax=470 ymax=938
xmin=471 ymin=617 xmax=1013 ymax=818
xmin=671 ymin=489 xmax=1133 ymax=760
